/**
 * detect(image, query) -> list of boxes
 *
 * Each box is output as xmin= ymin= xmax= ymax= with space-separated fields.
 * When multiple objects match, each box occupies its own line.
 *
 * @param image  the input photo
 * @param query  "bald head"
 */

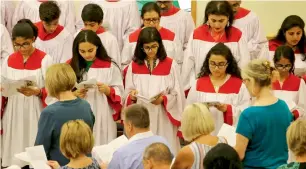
xmin=143 ymin=143 xmax=173 ymax=165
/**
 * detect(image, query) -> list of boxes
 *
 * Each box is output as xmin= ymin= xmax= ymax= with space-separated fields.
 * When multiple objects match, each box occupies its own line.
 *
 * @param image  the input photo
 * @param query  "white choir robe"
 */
xmin=12 ymin=0 xmax=76 ymax=34
xmin=123 ymin=57 xmax=185 ymax=155
xmin=75 ymin=0 xmax=141 ymax=51
xmin=121 ymin=27 xmax=183 ymax=70
xmin=1 ymin=24 xmax=14 ymax=64
xmin=186 ymin=75 xmax=250 ymax=135
xmin=232 ymin=7 xmax=269 ymax=60
xmin=35 ymin=22 xmax=73 ymax=64
xmin=75 ymin=27 xmax=121 ymax=66
xmin=1 ymin=0 xmax=14 ymax=33
xmin=66 ymin=59 xmax=123 ymax=145
xmin=269 ymin=40 xmax=306 ymax=77
xmin=272 ymin=74 xmax=306 ymax=120
xmin=181 ymin=25 xmax=251 ymax=90
xmin=1 ymin=49 xmax=53 ymax=167
xmin=160 ymin=6 xmax=195 ymax=51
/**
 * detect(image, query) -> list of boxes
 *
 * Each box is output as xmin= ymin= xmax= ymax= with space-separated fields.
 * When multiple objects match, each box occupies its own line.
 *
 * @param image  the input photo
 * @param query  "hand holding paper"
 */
xmin=75 ymin=78 xmax=97 ymax=89
xmin=1 ymin=76 xmax=37 ymax=97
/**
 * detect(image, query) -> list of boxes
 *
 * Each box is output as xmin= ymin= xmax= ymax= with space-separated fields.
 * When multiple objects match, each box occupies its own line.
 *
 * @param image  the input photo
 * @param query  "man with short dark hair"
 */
xmin=143 ymin=143 xmax=173 ymax=169
xmin=105 ymin=104 xmax=171 ymax=169
xmin=34 ymin=1 xmax=73 ymax=64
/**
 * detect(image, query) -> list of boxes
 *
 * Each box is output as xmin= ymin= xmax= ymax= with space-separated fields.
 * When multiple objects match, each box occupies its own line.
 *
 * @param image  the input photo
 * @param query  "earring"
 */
xmin=206 ymin=21 xmax=209 ymax=26
xmin=227 ymin=22 xmax=229 ymax=27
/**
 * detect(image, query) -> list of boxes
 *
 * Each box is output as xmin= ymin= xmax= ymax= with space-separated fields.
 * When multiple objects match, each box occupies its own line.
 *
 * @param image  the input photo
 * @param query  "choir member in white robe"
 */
xmin=69 ymin=30 xmax=123 ymax=145
xmin=12 ymin=0 xmax=76 ymax=34
xmin=1 ymin=0 xmax=14 ymax=33
xmin=186 ymin=43 xmax=250 ymax=135
xmin=0 ymin=24 xmax=14 ymax=63
xmin=157 ymin=0 xmax=195 ymax=51
xmin=76 ymin=0 xmax=141 ymax=51
xmin=1 ymin=20 xmax=53 ymax=167
xmin=182 ymin=1 xmax=250 ymax=91
xmin=123 ymin=27 xmax=185 ymax=155
xmin=76 ymin=3 xmax=121 ymax=66
xmin=268 ymin=15 xmax=306 ymax=77
xmin=271 ymin=45 xmax=306 ymax=120
xmin=121 ymin=2 xmax=183 ymax=70
xmin=227 ymin=0 xmax=269 ymax=60
xmin=34 ymin=2 xmax=73 ymax=63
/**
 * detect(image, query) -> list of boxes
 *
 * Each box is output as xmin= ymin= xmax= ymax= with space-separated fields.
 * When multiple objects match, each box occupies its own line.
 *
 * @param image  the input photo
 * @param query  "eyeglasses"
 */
xmin=142 ymin=45 xmax=159 ymax=52
xmin=14 ymin=42 xmax=31 ymax=50
xmin=143 ymin=18 xmax=160 ymax=24
xmin=275 ymin=64 xmax=292 ymax=70
xmin=209 ymin=62 xmax=228 ymax=69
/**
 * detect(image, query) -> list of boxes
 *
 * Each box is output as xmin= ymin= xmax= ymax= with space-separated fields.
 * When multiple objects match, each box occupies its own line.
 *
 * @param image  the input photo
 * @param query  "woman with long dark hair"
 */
xmin=1 ymin=19 xmax=53 ymax=167
xmin=121 ymin=2 xmax=183 ymax=70
xmin=186 ymin=43 xmax=250 ymax=135
xmin=181 ymin=0 xmax=250 ymax=92
xmin=69 ymin=30 xmax=123 ymax=146
xmin=272 ymin=45 xmax=306 ymax=120
xmin=123 ymin=27 xmax=185 ymax=154
xmin=269 ymin=15 xmax=306 ymax=77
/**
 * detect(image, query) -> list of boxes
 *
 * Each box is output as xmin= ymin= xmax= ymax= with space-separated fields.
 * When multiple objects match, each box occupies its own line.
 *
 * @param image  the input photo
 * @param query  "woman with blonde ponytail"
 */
xmin=234 ymin=59 xmax=293 ymax=169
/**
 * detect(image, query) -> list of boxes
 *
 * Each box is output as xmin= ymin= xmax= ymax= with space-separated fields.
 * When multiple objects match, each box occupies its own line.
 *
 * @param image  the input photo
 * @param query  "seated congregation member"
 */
xmin=186 ymin=43 xmax=250 ymax=134
xmin=172 ymin=103 xmax=227 ymax=169
xmin=182 ymin=0 xmax=250 ymax=91
xmin=278 ymin=119 xmax=306 ymax=169
xmin=272 ymin=45 xmax=306 ymax=119
xmin=121 ymin=2 xmax=183 ymax=70
xmin=203 ymin=143 xmax=243 ymax=169
xmin=269 ymin=15 xmax=306 ymax=77
xmin=1 ymin=19 xmax=53 ymax=167
xmin=76 ymin=0 xmax=141 ymax=51
xmin=78 ymin=4 xmax=121 ymax=66
xmin=47 ymin=120 xmax=100 ymax=169
xmin=105 ymin=104 xmax=171 ymax=169
xmin=156 ymin=0 xmax=195 ymax=51
xmin=35 ymin=1 xmax=73 ymax=63
xmin=12 ymin=0 xmax=75 ymax=34
xmin=35 ymin=63 xmax=95 ymax=166
xmin=235 ymin=59 xmax=293 ymax=169
xmin=0 ymin=24 xmax=14 ymax=62
xmin=143 ymin=143 xmax=173 ymax=169
xmin=227 ymin=0 xmax=269 ymax=59
xmin=124 ymin=27 xmax=185 ymax=154
xmin=68 ymin=30 xmax=123 ymax=145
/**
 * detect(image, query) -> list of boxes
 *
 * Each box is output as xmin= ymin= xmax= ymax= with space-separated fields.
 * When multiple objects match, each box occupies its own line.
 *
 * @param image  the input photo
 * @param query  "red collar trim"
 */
xmin=82 ymin=26 xmax=105 ymax=35
xmin=105 ymin=0 xmax=119 ymax=2
xmin=234 ymin=7 xmax=251 ymax=20
xmin=38 ymin=0 xmax=48 ymax=2
xmin=161 ymin=6 xmax=180 ymax=16
xmin=35 ymin=21 xmax=64 ymax=41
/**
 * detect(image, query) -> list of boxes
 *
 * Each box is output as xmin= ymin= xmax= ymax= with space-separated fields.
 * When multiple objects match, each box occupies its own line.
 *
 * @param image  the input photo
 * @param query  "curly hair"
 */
xmin=197 ymin=43 xmax=241 ymax=79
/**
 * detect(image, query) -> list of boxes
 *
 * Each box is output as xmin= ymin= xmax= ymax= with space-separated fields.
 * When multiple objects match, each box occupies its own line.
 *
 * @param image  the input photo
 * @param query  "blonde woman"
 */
xmin=48 ymin=120 xmax=100 ymax=169
xmin=235 ymin=59 xmax=293 ymax=169
xmin=35 ymin=64 xmax=95 ymax=166
xmin=278 ymin=119 xmax=306 ymax=169
xmin=171 ymin=103 xmax=227 ymax=169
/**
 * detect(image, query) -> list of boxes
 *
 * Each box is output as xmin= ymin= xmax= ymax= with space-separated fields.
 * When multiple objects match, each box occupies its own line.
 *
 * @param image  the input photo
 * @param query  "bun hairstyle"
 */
xmin=12 ymin=19 xmax=38 ymax=41
xmin=242 ymin=59 xmax=275 ymax=87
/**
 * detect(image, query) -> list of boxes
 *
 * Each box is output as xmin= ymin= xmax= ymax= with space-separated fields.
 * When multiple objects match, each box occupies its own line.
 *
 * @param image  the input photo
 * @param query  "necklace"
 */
xmin=146 ymin=58 xmax=157 ymax=74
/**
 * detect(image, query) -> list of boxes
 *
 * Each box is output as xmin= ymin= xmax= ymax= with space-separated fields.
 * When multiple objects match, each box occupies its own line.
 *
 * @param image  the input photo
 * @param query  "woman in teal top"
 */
xmin=235 ymin=59 xmax=293 ymax=169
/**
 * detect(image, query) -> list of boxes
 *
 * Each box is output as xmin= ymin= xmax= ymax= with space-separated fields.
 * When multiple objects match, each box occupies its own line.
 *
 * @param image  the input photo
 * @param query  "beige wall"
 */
xmin=196 ymin=1 xmax=306 ymax=36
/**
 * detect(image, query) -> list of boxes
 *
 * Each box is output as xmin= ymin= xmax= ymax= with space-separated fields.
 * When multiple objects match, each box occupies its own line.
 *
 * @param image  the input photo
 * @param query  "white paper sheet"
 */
xmin=75 ymin=78 xmax=97 ymax=89
xmin=1 ymin=76 xmax=37 ymax=97
xmin=136 ymin=91 xmax=166 ymax=104
xmin=217 ymin=124 xmax=236 ymax=147
xmin=92 ymin=135 xmax=128 ymax=163
xmin=6 ymin=165 xmax=21 ymax=169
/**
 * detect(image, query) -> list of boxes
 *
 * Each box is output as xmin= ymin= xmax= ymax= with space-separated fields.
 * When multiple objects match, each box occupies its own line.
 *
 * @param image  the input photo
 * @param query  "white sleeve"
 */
xmin=173 ymin=35 xmax=184 ymax=66
xmin=41 ymin=54 xmax=54 ymax=79
xmin=120 ymin=38 xmax=134 ymax=69
xmin=295 ymin=80 xmax=306 ymax=118
xmin=12 ymin=1 xmax=25 ymax=28
xmin=4 ymin=1 xmax=14 ymax=33
xmin=108 ymin=36 xmax=121 ymax=67
xmin=237 ymin=35 xmax=251 ymax=68
xmin=63 ymin=2 xmax=76 ymax=34
xmin=1 ymin=25 xmax=14 ymax=62
xmin=247 ymin=16 xmax=269 ymax=60
xmin=183 ymin=13 xmax=195 ymax=51
xmin=60 ymin=33 xmax=73 ymax=63
xmin=186 ymin=80 xmax=198 ymax=105
xmin=123 ymin=64 xmax=135 ymax=107
xmin=123 ymin=2 xmax=141 ymax=39
xmin=181 ymin=33 xmax=196 ymax=90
